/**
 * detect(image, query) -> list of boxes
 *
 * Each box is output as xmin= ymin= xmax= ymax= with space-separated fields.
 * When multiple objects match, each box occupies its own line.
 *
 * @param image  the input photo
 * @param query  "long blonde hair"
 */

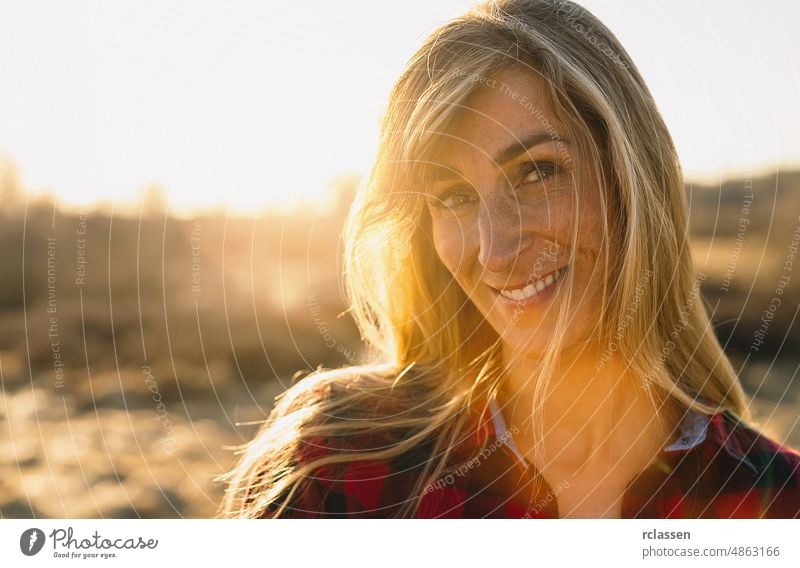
xmin=219 ymin=0 xmax=750 ymax=518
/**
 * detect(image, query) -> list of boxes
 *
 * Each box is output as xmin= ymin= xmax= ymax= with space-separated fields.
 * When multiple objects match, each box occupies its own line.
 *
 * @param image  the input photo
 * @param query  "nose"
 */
xmin=476 ymin=195 xmax=533 ymax=274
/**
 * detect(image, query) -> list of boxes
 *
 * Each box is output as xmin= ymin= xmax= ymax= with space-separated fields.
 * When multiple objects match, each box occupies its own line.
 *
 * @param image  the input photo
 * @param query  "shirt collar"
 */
xmin=485 ymin=396 xmax=713 ymax=467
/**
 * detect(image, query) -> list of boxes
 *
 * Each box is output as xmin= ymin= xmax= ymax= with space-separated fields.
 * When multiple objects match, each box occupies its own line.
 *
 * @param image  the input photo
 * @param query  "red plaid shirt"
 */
xmin=265 ymin=397 xmax=800 ymax=518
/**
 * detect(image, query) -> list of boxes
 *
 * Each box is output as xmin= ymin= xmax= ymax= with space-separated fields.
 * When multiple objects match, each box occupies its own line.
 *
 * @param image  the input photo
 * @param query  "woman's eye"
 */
xmin=518 ymin=161 xmax=560 ymax=186
xmin=442 ymin=194 xmax=474 ymax=208
xmin=427 ymin=188 xmax=476 ymax=211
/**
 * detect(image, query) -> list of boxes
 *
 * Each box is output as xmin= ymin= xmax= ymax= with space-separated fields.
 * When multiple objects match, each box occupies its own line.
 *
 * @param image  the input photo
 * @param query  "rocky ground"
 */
xmin=0 ymin=356 xmax=287 ymax=518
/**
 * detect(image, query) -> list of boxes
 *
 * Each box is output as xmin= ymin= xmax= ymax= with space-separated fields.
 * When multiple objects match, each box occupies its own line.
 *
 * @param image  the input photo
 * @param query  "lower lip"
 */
xmin=492 ymin=266 xmax=569 ymax=310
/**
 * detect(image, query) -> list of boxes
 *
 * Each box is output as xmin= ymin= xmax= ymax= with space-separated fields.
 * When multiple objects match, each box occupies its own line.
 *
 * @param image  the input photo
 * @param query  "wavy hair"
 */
xmin=219 ymin=0 xmax=750 ymax=518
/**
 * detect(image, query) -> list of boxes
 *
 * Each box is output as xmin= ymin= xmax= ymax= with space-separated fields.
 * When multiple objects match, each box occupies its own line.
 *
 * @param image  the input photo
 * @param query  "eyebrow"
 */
xmin=427 ymin=131 xmax=566 ymax=182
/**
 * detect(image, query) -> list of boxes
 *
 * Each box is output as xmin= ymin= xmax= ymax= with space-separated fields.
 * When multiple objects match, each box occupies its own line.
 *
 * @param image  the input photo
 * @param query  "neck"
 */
xmin=498 ymin=342 xmax=679 ymax=473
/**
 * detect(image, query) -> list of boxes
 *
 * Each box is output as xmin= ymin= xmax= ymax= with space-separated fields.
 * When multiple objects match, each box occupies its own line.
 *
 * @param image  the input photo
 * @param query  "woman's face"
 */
xmin=424 ymin=66 xmax=609 ymax=358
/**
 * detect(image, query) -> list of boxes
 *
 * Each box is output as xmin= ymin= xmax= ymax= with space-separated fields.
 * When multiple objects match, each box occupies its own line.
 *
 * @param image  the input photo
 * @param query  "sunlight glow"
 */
xmin=0 ymin=0 xmax=798 ymax=214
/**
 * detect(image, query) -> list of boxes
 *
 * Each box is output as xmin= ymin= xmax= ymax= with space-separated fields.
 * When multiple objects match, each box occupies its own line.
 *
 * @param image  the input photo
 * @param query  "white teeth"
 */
xmin=498 ymin=267 xmax=565 ymax=301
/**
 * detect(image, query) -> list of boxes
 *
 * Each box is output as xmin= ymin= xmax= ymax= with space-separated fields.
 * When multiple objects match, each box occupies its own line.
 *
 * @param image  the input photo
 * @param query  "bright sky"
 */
xmin=1 ymin=0 xmax=798 ymax=215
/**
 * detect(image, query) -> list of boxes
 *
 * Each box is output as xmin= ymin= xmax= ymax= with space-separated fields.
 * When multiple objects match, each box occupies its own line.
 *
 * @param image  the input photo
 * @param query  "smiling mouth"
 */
xmin=494 ymin=266 xmax=567 ymax=301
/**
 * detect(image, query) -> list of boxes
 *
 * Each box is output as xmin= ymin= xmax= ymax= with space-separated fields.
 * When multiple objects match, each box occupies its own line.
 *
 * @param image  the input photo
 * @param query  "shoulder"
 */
xmin=709 ymin=411 xmax=800 ymax=474
xmin=227 ymin=363 xmax=439 ymax=518
xmin=706 ymin=411 xmax=800 ymax=518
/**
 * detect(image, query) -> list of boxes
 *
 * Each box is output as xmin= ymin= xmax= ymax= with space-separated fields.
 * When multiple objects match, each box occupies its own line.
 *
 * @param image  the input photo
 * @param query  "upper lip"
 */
xmin=486 ymin=266 xmax=565 ymax=291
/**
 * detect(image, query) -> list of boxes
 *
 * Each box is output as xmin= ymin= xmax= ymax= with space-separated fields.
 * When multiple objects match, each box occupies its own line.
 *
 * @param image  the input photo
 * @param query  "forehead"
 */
xmin=430 ymin=66 xmax=563 ymax=167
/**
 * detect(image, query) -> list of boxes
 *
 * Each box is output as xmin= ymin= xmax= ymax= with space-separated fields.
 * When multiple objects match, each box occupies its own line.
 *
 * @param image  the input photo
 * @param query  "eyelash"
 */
xmin=427 ymin=161 xmax=561 ymax=210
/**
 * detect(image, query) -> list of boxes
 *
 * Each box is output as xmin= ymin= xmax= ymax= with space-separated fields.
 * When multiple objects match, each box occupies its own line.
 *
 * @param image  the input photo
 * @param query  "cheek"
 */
xmin=543 ymin=182 xmax=606 ymax=255
xmin=575 ymin=186 xmax=609 ymax=254
xmin=518 ymin=184 xmax=578 ymax=237
xmin=569 ymin=190 xmax=612 ymax=297
xmin=431 ymin=217 xmax=473 ymax=276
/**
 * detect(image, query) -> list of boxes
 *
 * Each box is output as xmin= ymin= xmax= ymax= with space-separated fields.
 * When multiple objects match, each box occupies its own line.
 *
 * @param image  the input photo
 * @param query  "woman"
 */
xmin=220 ymin=0 xmax=800 ymax=518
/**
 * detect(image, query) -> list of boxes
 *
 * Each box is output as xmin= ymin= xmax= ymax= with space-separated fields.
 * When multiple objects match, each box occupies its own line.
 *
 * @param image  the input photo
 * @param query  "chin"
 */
xmin=499 ymin=329 xmax=555 ymax=359
xmin=486 ymin=303 xmax=598 ymax=361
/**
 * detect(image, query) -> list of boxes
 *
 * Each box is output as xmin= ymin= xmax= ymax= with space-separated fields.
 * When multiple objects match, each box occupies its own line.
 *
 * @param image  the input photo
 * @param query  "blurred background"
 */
xmin=0 ymin=0 xmax=798 ymax=518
